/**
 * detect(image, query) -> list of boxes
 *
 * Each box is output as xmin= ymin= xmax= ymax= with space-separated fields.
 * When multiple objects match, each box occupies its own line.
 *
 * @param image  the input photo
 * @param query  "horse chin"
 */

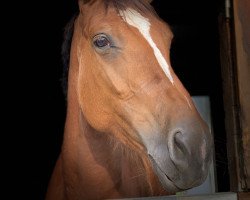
xmin=148 ymin=155 xmax=183 ymax=192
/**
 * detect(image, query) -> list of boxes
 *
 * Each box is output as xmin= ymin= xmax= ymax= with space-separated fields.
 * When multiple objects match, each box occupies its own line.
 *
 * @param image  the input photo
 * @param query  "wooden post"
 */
xmin=219 ymin=13 xmax=241 ymax=193
xmin=233 ymin=0 xmax=250 ymax=192
xmin=219 ymin=0 xmax=250 ymax=196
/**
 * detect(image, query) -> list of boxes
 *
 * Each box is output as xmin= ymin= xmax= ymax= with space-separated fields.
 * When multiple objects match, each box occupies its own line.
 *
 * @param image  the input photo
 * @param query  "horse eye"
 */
xmin=93 ymin=34 xmax=111 ymax=49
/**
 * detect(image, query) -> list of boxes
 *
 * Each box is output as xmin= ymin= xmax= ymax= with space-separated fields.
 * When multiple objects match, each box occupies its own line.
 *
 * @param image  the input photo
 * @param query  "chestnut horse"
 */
xmin=46 ymin=0 xmax=212 ymax=199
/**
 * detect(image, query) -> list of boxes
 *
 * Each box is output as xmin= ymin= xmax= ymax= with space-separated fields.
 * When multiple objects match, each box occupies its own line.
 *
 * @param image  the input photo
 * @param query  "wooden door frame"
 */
xmin=219 ymin=0 xmax=250 ymax=195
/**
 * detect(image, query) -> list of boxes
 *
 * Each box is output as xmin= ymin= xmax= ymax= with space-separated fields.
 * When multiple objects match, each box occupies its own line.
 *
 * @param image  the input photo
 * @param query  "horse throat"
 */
xmin=61 ymin=98 xmax=166 ymax=198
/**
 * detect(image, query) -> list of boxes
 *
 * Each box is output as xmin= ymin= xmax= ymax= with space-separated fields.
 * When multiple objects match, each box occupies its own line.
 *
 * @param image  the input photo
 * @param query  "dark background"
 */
xmin=12 ymin=0 xmax=229 ymax=199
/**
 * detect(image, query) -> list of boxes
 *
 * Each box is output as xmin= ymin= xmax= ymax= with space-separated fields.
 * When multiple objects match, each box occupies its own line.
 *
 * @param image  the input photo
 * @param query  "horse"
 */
xmin=46 ymin=0 xmax=213 ymax=199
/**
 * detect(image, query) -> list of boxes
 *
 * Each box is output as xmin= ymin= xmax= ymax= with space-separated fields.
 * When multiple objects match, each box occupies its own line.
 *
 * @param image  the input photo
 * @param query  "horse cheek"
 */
xmin=78 ymin=78 xmax=112 ymax=132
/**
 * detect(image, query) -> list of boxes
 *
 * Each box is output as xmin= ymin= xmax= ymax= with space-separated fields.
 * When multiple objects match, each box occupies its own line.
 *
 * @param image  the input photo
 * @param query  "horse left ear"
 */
xmin=78 ymin=0 xmax=153 ymax=4
xmin=78 ymin=0 xmax=90 ymax=13
xmin=78 ymin=0 xmax=90 ymax=8
xmin=78 ymin=0 xmax=90 ymax=4
xmin=145 ymin=0 xmax=153 ymax=3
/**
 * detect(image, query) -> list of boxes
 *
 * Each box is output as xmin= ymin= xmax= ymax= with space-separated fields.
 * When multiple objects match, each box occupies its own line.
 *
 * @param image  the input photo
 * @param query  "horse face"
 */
xmin=76 ymin=1 xmax=212 ymax=192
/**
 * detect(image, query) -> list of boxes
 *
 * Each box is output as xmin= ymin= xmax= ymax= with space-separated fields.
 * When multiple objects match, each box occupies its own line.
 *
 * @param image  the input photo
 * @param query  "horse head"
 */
xmin=47 ymin=0 xmax=213 ymax=198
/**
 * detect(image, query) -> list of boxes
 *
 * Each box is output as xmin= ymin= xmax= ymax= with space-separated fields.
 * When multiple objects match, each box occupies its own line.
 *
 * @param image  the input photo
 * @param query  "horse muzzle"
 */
xmin=147 ymin=120 xmax=213 ymax=192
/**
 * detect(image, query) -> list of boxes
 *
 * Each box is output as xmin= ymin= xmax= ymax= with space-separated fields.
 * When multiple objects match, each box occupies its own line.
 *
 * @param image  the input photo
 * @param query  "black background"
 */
xmin=9 ymin=0 xmax=230 ymax=199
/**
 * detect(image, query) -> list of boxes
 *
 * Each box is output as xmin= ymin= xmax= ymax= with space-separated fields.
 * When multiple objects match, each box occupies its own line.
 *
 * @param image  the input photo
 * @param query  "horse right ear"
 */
xmin=78 ymin=0 xmax=90 ymax=5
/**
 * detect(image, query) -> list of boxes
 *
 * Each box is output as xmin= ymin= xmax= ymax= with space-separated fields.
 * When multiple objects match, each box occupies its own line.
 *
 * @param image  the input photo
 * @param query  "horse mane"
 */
xmin=61 ymin=0 xmax=156 ymax=97
xmin=61 ymin=14 xmax=77 ymax=97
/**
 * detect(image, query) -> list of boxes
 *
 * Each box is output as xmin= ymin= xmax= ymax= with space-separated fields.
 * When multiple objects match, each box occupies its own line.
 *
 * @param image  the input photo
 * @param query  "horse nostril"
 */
xmin=173 ymin=131 xmax=186 ymax=154
xmin=168 ymin=127 xmax=210 ymax=172
xmin=168 ymin=130 xmax=189 ymax=169
xmin=166 ymin=123 xmax=212 ymax=189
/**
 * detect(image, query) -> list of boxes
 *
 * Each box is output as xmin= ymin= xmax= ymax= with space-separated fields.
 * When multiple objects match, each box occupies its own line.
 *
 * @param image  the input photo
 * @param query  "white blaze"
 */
xmin=119 ymin=8 xmax=174 ymax=83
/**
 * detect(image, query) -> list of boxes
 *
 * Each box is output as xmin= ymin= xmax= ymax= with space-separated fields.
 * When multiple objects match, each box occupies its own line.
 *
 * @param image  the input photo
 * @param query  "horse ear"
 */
xmin=79 ymin=0 xmax=90 ymax=3
xmin=78 ymin=0 xmax=153 ymax=5
xmin=79 ymin=0 xmax=154 ymax=4
xmin=78 ymin=0 xmax=90 ymax=7
xmin=78 ymin=0 xmax=90 ymax=13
